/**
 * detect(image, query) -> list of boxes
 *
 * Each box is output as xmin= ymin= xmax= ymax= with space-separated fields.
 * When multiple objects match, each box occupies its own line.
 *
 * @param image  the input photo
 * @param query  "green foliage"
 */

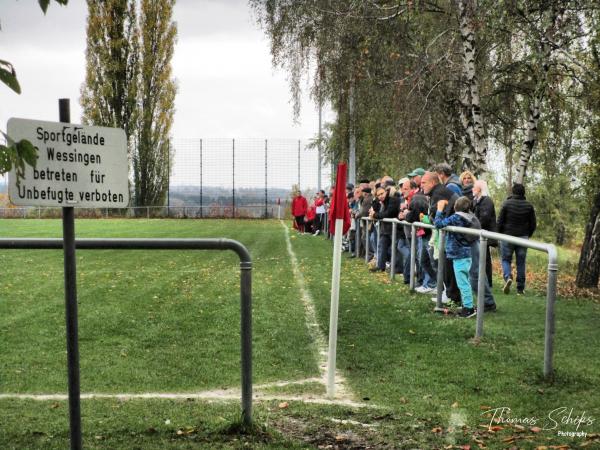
xmin=82 ymin=0 xmax=176 ymax=207
xmin=38 ymin=0 xmax=68 ymax=14
xmin=0 ymin=59 xmax=21 ymax=94
xmin=1 ymin=0 xmax=67 ymax=188
xmin=133 ymin=0 xmax=177 ymax=207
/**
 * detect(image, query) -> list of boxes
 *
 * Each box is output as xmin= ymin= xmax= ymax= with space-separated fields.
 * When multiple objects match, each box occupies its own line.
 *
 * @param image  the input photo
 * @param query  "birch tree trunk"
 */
xmin=457 ymin=0 xmax=488 ymax=177
xmin=514 ymin=88 xmax=542 ymax=184
xmin=514 ymin=6 xmax=564 ymax=184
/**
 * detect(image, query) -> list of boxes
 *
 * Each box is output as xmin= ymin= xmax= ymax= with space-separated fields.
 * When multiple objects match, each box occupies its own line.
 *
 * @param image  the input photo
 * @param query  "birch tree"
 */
xmin=514 ymin=3 xmax=566 ymax=184
xmin=456 ymin=0 xmax=488 ymax=177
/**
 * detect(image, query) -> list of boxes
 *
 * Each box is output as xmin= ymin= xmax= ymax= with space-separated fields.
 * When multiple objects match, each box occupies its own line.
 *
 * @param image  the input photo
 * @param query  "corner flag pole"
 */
xmin=327 ymin=163 xmax=348 ymax=398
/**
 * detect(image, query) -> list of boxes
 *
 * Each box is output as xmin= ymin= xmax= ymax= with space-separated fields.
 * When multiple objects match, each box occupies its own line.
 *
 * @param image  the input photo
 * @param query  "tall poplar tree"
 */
xmin=81 ymin=0 xmax=176 ymax=207
xmin=80 ymin=0 xmax=139 ymax=150
xmin=134 ymin=0 xmax=177 ymax=207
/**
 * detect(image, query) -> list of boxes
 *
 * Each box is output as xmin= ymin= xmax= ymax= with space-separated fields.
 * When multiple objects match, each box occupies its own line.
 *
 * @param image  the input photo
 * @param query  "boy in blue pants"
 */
xmin=434 ymin=196 xmax=477 ymax=318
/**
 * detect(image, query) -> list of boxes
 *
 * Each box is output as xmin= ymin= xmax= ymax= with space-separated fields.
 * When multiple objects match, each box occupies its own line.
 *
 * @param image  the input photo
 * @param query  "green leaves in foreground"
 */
xmin=38 ymin=0 xmax=69 ymax=14
xmin=0 ymin=59 xmax=21 ymax=94
xmin=0 ymin=132 xmax=38 ymax=187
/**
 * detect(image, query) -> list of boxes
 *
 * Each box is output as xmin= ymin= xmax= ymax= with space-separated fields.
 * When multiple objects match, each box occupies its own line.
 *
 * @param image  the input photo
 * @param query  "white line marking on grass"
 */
xmin=0 ymin=391 xmax=370 ymax=408
xmin=280 ymin=221 xmax=354 ymax=401
xmin=0 ymin=224 xmax=368 ymax=409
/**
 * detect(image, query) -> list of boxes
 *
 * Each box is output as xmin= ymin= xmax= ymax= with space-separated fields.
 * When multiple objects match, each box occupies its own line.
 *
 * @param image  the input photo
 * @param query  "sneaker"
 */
xmin=503 ymin=278 xmax=512 ymax=294
xmin=431 ymin=295 xmax=451 ymax=305
xmin=484 ymin=303 xmax=497 ymax=312
xmin=418 ymin=286 xmax=436 ymax=294
xmin=415 ymin=286 xmax=426 ymax=293
xmin=458 ymin=307 xmax=477 ymax=318
xmin=313 ymin=230 xmax=320 ymax=236
xmin=517 ymin=290 xmax=525 ymax=296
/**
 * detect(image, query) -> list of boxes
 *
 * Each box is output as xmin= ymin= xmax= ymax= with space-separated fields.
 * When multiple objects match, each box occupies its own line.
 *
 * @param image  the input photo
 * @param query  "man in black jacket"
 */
xmin=497 ymin=183 xmax=537 ymax=295
xmin=369 ymin=183 xmax=400 ymax=271
xmin=422 ymin=171 xmax=460 ymax=304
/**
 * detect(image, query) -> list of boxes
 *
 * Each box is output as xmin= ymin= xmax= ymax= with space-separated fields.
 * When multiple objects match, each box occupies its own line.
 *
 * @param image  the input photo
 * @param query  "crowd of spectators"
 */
xmin=291 ymin=163 xmax=537 ymax=318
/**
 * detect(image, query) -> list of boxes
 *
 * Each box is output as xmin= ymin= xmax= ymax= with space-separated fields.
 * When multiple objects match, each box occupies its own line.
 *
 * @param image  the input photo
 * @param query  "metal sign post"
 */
xmin=59 ymin=99 xmax=82 ymax=450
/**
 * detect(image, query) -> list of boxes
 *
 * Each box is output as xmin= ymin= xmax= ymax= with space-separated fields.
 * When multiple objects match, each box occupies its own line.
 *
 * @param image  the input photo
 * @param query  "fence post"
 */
xmin=355 ymin=218 xmax=361 ymax=259
xmin=545 ymin=246 xmax=559 ymax=379
xmin=364 ymin=219 xmax=370 ymax=263
xmin=390 ymin=221 xmax=397 ymax=281
xmin=434 ymin=230 xmax=446 ymax=310
xmin=265 ymin=139 xmax=268 ymax=219
xmin=409 ymin=225 xmax=417 ymax=291
xmin=232 ymin=138 xmax=235 ymax=219
xmin=200 ymin=138 xmax=203 ymax=218
xmin=475 ymin=235 xmax=488 ymax=338
xmin=297 ymin=140 xmax=301 ymax=190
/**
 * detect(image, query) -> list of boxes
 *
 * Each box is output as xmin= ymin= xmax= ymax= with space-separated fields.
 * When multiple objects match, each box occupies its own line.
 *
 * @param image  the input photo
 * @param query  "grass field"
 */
xmin=1 ymin=218 xmax=599 ymax=449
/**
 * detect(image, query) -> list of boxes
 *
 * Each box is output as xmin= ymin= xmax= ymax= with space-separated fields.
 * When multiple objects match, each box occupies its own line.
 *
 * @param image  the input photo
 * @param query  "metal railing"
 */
xmin=0 ymin=237 xmax=254 ymax=443
xmin=359 ymin=216 xmax=558 ymax=379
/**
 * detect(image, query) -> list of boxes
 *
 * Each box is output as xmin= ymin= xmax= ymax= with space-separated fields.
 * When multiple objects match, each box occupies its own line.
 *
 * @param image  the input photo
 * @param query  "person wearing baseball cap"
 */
xmin=408 ymin=168 xmax=425 ymax=188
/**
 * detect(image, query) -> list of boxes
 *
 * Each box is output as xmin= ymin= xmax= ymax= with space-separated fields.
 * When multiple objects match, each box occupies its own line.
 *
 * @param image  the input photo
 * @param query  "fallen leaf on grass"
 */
xmin=278 ymin=401 xmax=289 ymax=409
xmin=431 ymin=427 xmax=443 ymax=433
xmin=50 ymin=402 xmax=60 ymax=409
xmin=530 ymin=426 xmax=542 ymax=433
xmin=408 ymin=329 xmax=416 ymax=334
xmin=451 ymin=401 xmax=459 ymax=408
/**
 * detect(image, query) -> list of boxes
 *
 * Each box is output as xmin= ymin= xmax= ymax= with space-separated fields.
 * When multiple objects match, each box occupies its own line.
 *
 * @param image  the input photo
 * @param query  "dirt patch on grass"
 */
xmin=272 ymin=415 xmax=390 ymax=449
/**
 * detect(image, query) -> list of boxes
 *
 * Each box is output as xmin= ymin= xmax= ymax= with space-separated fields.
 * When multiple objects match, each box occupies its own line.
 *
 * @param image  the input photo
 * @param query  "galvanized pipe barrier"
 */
xmin=355 ymin=217 xmax=361 ymax=259
xmin=475 ymin=236 xmax=488 ymax=339
xmin=0 ymin=237 xmax=254 ymax=428
xmin=364 ymin=218 xmax=370 ymax=263
xmin=409 ymin=225 xmax=417 ymax=292
xmin=367 ymin=218 xmax=559 ymax=378
xmin=390 ymin=222 xmax=397 ymax=281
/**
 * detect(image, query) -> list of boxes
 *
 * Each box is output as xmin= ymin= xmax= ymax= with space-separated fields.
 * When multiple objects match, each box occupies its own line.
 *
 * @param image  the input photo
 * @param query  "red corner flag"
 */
xmin=329 ymin=163 xmax=351 ymax=235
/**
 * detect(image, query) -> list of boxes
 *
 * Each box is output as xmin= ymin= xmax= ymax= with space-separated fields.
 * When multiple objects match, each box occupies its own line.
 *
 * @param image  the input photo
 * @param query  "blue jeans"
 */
xmin=501 ymin=238 xmax=528 ymax=291
xmin=418 ymin=236 xmax=437 ymax=289
xmin=453 ymin=257 xmax=473 ymax=309
xmin=396 ymin=237 xmax=411 ymax=282
xmin=470 ymin=241 xmax=495 ymax=307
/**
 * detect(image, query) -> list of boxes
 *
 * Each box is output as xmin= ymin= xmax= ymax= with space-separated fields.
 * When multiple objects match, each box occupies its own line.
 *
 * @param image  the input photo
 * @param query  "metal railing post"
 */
xmin=475 ymin=234 xmax=488 ymax=338
xmin=364 ymin=218 xmax=370 ymax=263
xmin=355 ymin=218 xmax=361 ymax=259
xmin=390 ymin=221 xmax=397 ymax=281
xmin=409 ymin=224 xmax=417 ymax=291
xmin=435 ymin=230 xmax=446 ymax=310
xmin=545 ymin=245 xmax=559 ymax=379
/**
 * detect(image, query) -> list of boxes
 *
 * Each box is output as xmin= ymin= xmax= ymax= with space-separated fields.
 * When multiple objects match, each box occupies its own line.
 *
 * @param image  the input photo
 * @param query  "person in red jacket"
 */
xmin=291 ymin=188 xmax=308 ymax=233
xmin=305 ymin=198 xmax=317 ymax=234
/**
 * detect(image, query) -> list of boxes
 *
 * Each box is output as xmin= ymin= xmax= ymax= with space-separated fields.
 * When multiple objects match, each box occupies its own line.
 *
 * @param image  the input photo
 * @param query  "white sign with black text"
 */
xmin=8 ymin=118 xmax=129 ymax=208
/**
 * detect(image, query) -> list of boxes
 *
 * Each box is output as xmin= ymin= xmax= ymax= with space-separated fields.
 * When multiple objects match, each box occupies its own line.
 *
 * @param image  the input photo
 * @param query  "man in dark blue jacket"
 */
xmin=497 ymin=183 xmax=537 ymax=295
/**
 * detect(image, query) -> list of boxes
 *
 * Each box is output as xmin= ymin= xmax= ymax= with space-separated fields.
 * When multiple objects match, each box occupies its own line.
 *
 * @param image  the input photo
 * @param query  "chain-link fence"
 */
xmin=0 ymin=138 xmax=332 ymax=219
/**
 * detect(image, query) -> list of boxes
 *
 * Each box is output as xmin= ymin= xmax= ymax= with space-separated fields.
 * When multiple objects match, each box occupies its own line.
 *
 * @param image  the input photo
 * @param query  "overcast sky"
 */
xmin=0 ymin=0 xmax=332 ymax=139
